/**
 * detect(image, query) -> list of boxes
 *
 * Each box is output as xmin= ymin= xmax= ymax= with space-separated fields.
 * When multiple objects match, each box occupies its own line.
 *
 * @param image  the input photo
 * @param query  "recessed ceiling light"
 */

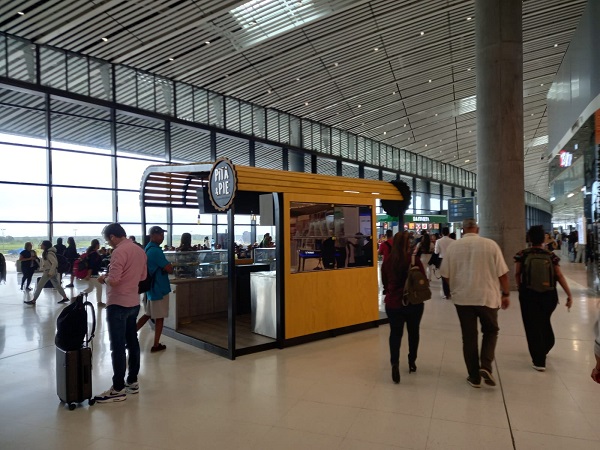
xmin=439 ymin=139 xmax=442 ymax=142
xmin=333 ymin=62 xmax=338 ymax=67
xmin=101 ymin=37 xmax=108 ymax=42
xmin=425 ymin=144 xmax=428 ymax=147
xmin=374 ymin=47 xmax=379 ymax=51
xmin=531 ymin=113 xmax=534 ymax=116
xmin=267 ymin=89 xmax=271 ymax=94
xmin=392 ymin=91 xmax=396 ymax=95
xmin=420 ymin=31 xmax=425 ymax=36
xmin=465 ymin=159 xmax=470 ymax=163
xmin=296 ymin=77 xmax=300 ymax=81
xmin=357 ymin=104 xmax=361 ymax=108
xmin=467 ymin=68 xmax=471 ymax=71
xmin=383 ymin=131 xmax=387 ymax=135
xmin=469 ymin=130 xmax=472 ymax=133
xmin=205 ymin=41 xmax=211 ymax=45
xmin=304 ymin=102 xmax=309 ymax=106
xmin=467 ymin=17 xmax=472 ymax=21
xmin=554 ymin=43 xmax=558 ymax=47
xmin=428 ymin=79 xmax=432 ymax=83
xmin=168 ymin=57 xmax=174 ymax=61
xmin=435 ymin=113 xmax=438 ymax=116
xmin=404 ymin=124 xmax=407 ymax=127
xmin=17 ymin=11 xmax=24 ymax=15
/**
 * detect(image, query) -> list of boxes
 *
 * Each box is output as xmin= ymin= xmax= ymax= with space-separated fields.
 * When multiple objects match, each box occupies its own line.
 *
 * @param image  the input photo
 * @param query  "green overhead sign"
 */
xmin=377 ymin=214 xmax=447 ymax=224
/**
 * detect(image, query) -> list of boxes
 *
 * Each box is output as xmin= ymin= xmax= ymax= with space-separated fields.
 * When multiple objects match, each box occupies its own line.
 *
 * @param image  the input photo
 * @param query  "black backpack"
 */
xmin=522 ymin=249 xmax=556 ymax=293
xmin=56 ymin=253 xmax=70 ymax=274
xmin=55 ymin=294 xmax=96 ymax=351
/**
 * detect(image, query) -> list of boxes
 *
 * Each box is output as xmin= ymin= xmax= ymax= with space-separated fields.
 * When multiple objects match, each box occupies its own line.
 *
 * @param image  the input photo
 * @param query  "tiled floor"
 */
xmin=1 ymin=260 xmax=600 ymax=449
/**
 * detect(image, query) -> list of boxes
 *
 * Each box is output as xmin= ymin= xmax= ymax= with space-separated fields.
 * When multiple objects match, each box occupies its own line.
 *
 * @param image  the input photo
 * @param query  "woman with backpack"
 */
xmin=381 ymin=231 xmax=426 ymax=384
xmin=25 ymin=240 xmax=70 ymax=305
xmin=514 ymin=225 xmax=573 ymax=372
xmin=79 ymin=239 xmax=105 ymax=306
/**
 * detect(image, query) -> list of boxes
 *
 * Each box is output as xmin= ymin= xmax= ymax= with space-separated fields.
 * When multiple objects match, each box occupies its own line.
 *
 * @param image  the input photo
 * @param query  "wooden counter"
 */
xmin=165 ymin=276 xmax=228 ymax=330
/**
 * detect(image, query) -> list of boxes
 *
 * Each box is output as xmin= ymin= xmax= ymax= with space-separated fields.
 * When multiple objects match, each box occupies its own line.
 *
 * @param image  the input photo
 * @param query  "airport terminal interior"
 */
xmin=1 ymin=258 xmax=599 ymax=449
xmin=1 ymin=0 xmax=600 ymax=449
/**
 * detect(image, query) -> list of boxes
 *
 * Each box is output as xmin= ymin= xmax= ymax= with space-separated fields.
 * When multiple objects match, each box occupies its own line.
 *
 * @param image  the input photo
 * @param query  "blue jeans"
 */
xmin=106 ymin=304 xmax=140 ymax=391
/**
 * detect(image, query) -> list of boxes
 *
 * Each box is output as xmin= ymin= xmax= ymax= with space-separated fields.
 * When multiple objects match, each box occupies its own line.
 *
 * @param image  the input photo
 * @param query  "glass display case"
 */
xmin=253 ymin=247 xmax=276 ymax=271
xmin=164 ymin=250 xmax=228 ymax=278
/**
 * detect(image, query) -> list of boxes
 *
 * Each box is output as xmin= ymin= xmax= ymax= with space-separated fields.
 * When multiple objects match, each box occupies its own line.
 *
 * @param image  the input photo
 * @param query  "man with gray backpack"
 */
xmin=514 ymin=225 xmax=573 ymax=372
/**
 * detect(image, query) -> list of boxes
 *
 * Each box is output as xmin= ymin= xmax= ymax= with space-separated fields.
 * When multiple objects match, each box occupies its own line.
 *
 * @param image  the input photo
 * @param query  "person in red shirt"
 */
xmin=378 ymin=229 xmax=394 ymax=262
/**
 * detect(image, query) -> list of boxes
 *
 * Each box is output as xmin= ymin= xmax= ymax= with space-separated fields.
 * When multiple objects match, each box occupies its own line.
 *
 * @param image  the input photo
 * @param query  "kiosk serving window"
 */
xmin=290 ymin=202 xmax=373 ymax=272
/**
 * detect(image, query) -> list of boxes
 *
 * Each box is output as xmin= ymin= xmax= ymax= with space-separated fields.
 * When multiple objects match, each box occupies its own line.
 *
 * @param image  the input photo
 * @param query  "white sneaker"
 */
xmin=532 ymin=365 xmax=546 ymax=372
xmin=125 ymin=381 xmax=139 ymax=394
xmin=94 ymin=386 xmax=126 ymax=403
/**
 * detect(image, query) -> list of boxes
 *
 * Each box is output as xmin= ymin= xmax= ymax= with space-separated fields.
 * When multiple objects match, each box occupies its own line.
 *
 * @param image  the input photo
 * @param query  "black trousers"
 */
xmin=385 ymin=303 xmax=425 ymax=366
xmin=455 ymin=305 xmax=499 ymax=380
xmin=518 ymin=289 xmax=558 ymax=367
xmin=21 ymin=266 xmax=35 ymax=289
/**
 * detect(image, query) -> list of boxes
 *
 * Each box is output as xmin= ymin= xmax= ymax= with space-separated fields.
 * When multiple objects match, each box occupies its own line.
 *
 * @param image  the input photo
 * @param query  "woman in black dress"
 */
xmin=64 ymin=237 xmax=79 ymax=288
xmin=19 ymin=242 xmax=38 ymax=291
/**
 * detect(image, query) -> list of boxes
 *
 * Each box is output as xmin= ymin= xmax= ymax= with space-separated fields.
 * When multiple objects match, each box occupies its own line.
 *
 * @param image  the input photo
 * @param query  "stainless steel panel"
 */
xmin=250 ymin=271 xmax=277 ymax=339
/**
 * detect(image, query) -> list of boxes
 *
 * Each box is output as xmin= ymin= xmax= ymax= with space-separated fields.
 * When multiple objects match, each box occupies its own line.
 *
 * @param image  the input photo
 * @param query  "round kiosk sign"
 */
xmin=208 ymin=158 xmax=237 ymax=211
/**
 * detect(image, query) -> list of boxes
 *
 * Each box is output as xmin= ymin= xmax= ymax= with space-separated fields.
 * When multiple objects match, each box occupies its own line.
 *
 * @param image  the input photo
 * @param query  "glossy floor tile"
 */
xmin=0 ymin=260 xmax=599 ymax=449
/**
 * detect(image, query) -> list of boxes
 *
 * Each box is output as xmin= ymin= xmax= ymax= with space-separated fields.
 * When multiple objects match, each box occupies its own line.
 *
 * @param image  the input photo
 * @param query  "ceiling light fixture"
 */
xmin=205 ymin=41 xmax=211 ymax=45
xmin=467 ymin=68 xmax=471 ymax=71
xmin=465 ymin=159 xmax=470 ymax=163
xmin=304 ymin=102 xmax=309 ymax=106
xmin=357 ymin=104 xmax=361 ymax=108
xmin=554 ymin=43 xmax=558 ymax=47
xmin=101 ymin=37 xmax=108 ymax=42
xmin=567 ymin=193 xmax=574 ymax=198
xmin=296 ymin=77 xmax=300 ymax=81
xmin=374 ymin=47 xmax=379 ymax=51
xmin=267 ymin=89 xmax=271 ymax=94
xmin=333 ymin=62 xmax=338 ymax=67
xmin=168 ymin=57 xmax=174 ymax=61
xmin=18 ymin=11 xmax=25 ymax=15
xmin=428 ymin=79 xmax=432 ymax=83
xmin=467 ymin=17 xmax=472 ymax=21
xmin=420 ymin=31 xmax=425 ymax=36
xmin=383 ymin=131 xmax=387 ymax=135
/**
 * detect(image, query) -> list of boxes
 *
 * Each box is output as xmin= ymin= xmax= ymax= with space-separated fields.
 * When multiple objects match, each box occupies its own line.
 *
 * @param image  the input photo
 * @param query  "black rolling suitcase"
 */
xmin=55 ymin=294 xmax=96 ymax=410
xmin=56 ymin=347 xmax=94 ymax=409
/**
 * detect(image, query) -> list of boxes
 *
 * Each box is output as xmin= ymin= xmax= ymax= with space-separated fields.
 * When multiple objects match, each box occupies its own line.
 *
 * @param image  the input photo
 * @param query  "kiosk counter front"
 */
xmin=141 ymin=162 xmax=406 ymax=359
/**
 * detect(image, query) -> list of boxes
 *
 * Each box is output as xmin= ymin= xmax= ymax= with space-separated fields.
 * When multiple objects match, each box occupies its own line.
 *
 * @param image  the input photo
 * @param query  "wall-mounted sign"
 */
xmin=208 ymin=158 xmax=237 ymax=211
xmin=559 ymin=150 xmax=573 ymax=167
xmin=447 ymin=197 xmax=476 ymax=223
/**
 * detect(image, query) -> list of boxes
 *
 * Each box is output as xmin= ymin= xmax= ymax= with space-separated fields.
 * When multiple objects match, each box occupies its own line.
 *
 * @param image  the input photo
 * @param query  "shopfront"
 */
xmin=140 ymin=160 xmax=406 ymax=358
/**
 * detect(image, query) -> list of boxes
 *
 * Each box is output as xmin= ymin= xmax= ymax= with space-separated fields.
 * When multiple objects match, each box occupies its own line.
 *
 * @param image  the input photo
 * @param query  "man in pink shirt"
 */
xmin=94 ymin=223 xmax=147 ymax=403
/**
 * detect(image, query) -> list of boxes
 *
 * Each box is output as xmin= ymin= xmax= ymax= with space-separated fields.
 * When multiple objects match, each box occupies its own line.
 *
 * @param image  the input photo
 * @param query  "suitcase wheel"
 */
xmin=89 ymin=398 xmax=95 ymax=406
xmin=68 ymin=403 xmax=76 ymax=411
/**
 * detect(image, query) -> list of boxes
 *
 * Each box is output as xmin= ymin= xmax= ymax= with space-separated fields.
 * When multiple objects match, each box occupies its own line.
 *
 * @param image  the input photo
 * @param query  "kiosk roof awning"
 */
xmin=140 ymin=162 xmax=404 ymax=210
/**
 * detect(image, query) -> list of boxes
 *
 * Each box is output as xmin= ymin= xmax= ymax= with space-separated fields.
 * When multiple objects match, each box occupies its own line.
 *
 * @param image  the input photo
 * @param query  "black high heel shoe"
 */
xmin=408 ymin=361 xmax=417 ymax=373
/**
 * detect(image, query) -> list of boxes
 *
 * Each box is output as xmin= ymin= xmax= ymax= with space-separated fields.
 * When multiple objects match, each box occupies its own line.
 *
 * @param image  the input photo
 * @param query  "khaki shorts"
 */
xmin=143 ymin=294 xmax=169 ymax=319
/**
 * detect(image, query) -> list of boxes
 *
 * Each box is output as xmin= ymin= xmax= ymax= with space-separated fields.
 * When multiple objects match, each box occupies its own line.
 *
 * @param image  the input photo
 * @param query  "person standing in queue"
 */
xmin=136 ymin=226 xmax=173 ymax=353
xmin=94 ymin=223 xmax=147 ymax=403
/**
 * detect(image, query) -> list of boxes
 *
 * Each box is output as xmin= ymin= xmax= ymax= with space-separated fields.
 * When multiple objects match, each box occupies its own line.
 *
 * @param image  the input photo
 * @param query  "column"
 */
xmin=476 ymin=0 xmax=525 ymax=283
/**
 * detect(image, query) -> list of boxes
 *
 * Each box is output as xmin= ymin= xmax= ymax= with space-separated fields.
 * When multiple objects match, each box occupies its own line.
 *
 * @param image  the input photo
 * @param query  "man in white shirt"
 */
xmin=440 ymin=218 xmax=510 ymax=388
xmin=434 ymin=227 xmax=454 ymax=298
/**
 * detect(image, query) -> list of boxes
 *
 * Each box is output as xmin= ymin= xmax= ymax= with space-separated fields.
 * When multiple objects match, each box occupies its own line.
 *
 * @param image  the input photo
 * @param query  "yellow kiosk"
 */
xmin=141 ymin=159 xmax=406 ymax=359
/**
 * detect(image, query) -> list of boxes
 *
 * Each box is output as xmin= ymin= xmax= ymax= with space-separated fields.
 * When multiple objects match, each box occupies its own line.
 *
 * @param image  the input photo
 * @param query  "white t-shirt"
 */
xmin=434 ymin=236 xmax=453 ymax=259
xmin=439 ymin=233 xmax=509 ymax=308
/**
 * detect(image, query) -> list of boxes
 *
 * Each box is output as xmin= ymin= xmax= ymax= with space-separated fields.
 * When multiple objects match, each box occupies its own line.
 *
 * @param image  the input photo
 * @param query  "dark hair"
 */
xmin=420 ymin=232 xmax=431 ymax=250
xmin=56 ymin=237 xmax=63 ymax=245
xmin=528 ymin=225 xmax=545 ymax=246
xmin=385 ymin=229 xmax=393 ymax=238
xmin=442 ymin=227 xmax=450 ymax=236
xmin=178 ymin=232 xmax=193 ymax=251
xmin=102 ymin=223 xmax=127 ymax=240
xmin=388 ymin=231 xmax=411 ymax=274
xmin=67 ymin=237 xmax=76 ymax=248
xmin=86 ymin=239 xmax=100 ymax=254
xmin=40 ymin=240 xmax=52 ymax=259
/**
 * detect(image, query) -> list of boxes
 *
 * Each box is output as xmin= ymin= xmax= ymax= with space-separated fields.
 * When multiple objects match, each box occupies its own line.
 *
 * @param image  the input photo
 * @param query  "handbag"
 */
xmin=403 ymin=255 xmax=432 ymax=305
xmin=428 ymin=252 xmax=441 ymax=269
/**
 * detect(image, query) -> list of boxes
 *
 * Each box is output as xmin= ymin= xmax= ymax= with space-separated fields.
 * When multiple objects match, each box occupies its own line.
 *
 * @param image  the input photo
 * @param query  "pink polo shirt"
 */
xmin=106 ymin=238 xmax=147 ymax=308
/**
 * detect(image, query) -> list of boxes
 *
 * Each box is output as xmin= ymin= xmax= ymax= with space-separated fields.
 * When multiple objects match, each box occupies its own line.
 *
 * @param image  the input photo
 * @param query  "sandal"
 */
xmin=151 ymin=343 xmax=166 ymax=353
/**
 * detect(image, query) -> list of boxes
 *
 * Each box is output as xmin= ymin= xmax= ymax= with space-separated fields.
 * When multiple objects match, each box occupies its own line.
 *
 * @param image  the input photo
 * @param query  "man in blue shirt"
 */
xmin=136 ymin=226 xmax=173 ymax=353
